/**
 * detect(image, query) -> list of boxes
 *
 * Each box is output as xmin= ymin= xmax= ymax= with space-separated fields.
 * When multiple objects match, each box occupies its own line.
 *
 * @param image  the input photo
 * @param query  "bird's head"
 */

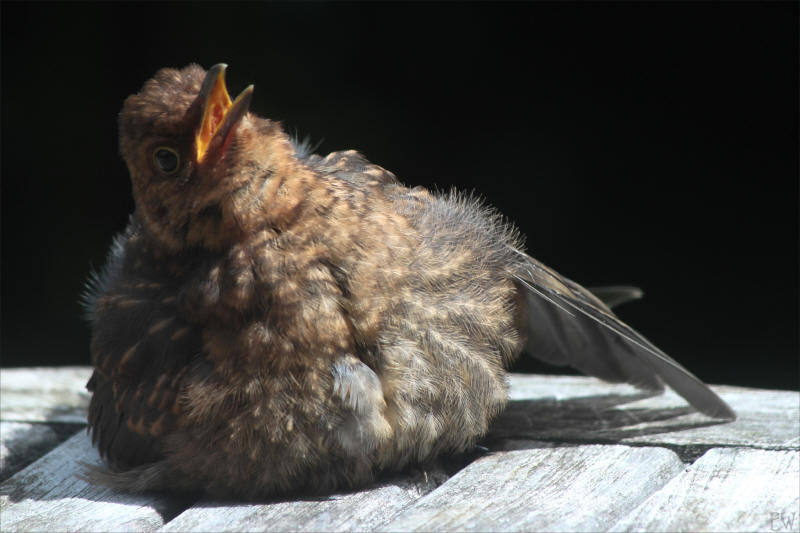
xmin=119 ymin=64 xmax=296 ymax=252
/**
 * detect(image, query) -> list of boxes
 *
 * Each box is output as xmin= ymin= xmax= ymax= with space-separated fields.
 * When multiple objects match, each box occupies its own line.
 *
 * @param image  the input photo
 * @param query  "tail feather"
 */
xmin=588 ymin=285 xmax=644 ymax=309
xmin=80 ymin=460 xmax=171 ymax=493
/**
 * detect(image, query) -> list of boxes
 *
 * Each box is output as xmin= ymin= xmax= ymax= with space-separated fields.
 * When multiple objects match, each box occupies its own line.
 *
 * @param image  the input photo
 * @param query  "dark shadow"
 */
xmin=166 ymin=466 xmax=450 ymax=510
xmin=0 ymin=421 xmax=85 ymax=482
xmin=482 ymin=392 xmax=729 ymax=449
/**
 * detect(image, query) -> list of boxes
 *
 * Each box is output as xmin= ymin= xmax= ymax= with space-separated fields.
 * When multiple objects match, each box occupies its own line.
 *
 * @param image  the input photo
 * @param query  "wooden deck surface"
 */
xmin=1 ymin=366 xmax=797 ymax=532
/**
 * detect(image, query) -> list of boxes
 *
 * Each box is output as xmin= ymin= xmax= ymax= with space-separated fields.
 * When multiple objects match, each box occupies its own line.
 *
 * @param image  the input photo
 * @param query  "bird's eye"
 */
xmin=153 ymin=147 xmax=180 ymax=174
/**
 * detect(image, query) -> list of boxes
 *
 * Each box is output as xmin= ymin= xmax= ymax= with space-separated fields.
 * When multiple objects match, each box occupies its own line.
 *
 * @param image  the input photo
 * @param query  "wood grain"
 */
xmin=0 ymin=432 xmax=180 ymax=532
xmin=610 ymin=447 xmax=800 ymax=532
xmin=380 ymin=445 xmax=685 ymax=532
xmin=0 ymin=367 xmax=92 ymax=423
xmin=160 ymin=469 xmax=447 ymax=532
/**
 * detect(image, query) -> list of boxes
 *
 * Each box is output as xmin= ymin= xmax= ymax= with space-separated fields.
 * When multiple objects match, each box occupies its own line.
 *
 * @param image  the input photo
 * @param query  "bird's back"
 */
xmin=299 ymin=153 xmax=530 ymax=468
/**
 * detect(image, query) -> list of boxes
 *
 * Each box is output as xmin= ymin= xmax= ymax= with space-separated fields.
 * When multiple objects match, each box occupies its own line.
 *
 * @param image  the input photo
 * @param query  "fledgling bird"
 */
xmin=84 ymin=64 xmax=734 ymax=499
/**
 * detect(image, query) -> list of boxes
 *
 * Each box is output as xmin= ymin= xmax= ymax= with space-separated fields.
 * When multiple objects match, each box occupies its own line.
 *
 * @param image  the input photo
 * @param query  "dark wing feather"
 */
xmin=513 ymin=250 xmax=735 ymax=420
xmin=85 ymin=222 xmax=202 ymax=468
xmin=87 ymin=369 xmax=165 ymax=468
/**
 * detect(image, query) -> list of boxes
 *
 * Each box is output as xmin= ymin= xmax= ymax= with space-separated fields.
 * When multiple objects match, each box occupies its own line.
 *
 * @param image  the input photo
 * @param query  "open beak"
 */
xmin=195 ymin=63 xmax=254 ymax=162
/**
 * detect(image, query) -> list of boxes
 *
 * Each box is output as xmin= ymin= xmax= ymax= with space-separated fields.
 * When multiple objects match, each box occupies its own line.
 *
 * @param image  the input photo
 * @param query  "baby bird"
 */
xmin=84 ymin=64 xmax=734 ymax=499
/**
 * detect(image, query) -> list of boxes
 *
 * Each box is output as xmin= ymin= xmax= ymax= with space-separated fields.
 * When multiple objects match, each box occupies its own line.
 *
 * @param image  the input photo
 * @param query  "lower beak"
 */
xmin=195 ymin=64 xmax=254 ymax=162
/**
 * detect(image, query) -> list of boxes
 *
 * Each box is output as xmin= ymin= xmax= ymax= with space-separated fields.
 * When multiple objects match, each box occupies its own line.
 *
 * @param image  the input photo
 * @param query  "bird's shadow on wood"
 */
xmin=482 ymin=392 xmax=728 ymax=449
xmin=181 ymin=468 xmax=448 ymax=511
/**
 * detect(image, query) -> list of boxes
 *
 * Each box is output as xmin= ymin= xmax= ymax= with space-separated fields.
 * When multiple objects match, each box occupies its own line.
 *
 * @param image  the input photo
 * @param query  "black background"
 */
xmin=2 ymin=2 xmax=797 ymax=390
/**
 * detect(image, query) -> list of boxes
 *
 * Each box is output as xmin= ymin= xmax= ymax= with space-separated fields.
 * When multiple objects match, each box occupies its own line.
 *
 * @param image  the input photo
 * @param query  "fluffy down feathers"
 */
xmin=85 ymin=64 xmax=733 ymax=500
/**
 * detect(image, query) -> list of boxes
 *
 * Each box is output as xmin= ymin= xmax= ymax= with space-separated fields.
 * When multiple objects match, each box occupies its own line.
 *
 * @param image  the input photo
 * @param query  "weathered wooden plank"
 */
xmin=492 ymin=375 xmax=799 ymax=450
xmin=0 ymin=432 xmax=184 ymax=532
xmin=610 ymin=447 xmax=800 ymax=532
xmin=159 ymin=469 xmax=448 ymax=532
xmin=0 ymin=366 xmax=92 ymax=423
xmin=0 ymin=421 xmax=82 ymax=481
xmin=380 ymin=445 xmax=685 ymax=532
xmin=1 ymin=367 xmax=91 ymax=480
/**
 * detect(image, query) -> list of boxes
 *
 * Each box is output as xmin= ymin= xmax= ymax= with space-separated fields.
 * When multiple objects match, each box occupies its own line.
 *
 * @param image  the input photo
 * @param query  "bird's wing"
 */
xmin=86 ymin=367 xmax=172 ymax=468
xmin=85 ymin=223 xmax=200 ymax=468
xmin=512 ymin=250 xmax=735 ymax=419
xmin=330 ymin=356 xmax=392 ymax=455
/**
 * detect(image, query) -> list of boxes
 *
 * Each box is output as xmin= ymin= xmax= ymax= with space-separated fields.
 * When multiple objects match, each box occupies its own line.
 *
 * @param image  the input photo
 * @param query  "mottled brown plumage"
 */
xmin=84 ymin=64 xmax=734 ymax=499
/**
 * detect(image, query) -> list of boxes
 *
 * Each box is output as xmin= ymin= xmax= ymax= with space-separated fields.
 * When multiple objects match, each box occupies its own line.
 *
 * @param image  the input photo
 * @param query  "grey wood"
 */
xmin=610 ymin=447 xmax=800 ymax=532
xmin=0 ymin=431 xmax=180 ymax=532
xmin=1 ymin=367 xmax=91 ymax=480
xmin=0 ymin=367 xmax=92 ymax=423
xmin=0 ymin=421 xmax=82 ymax=481
xmin=379 ymin=445 xmax=685 ymax=532
xmin=495 ymin=375 xmax=799 ymax=450
xmin=160 ymin=469 xmax=447 ymax=532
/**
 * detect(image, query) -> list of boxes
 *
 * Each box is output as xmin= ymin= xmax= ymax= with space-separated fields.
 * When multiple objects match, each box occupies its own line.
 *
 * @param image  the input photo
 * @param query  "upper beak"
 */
xmin=195 ymin=63 xmax=254 ymax=162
